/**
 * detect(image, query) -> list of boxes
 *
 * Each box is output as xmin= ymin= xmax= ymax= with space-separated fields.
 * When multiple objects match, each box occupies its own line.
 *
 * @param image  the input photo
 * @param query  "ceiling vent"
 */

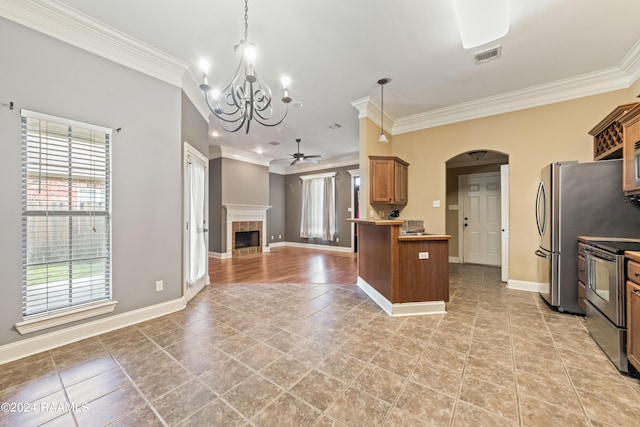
xmin=474 ymin=46 xmax=501 ymax=64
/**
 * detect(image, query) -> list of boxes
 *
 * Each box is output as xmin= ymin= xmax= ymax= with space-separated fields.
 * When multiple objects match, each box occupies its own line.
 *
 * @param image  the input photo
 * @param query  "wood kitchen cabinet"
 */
xmin=369 ymin=156 xmax=409 ymax=205
xmin=626 ymin=253 xmax=640 ymax=372
xmin=619 ymin=103 xmax=640 ymax=195
xmin=578 ymin=243 xmax=587 ymax=313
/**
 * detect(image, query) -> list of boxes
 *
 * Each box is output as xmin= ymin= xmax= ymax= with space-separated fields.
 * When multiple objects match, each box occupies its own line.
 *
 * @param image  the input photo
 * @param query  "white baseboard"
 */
xmin=208 ymin=251 xmax=230 ymax=259
xmin=268 ymin=241 xmax=286 ymax=248
xmin=0 ymin=297 xmax=186 ymax=365
xmin=278 ymin=241 xmax=353 ymax=253
xmin=507 ymin=279 xmax=539 ymax=292
xmin=356 ymin=277 xmax=446 ymax=317
xmin=449 ymin=256 xmax=460 ymax=263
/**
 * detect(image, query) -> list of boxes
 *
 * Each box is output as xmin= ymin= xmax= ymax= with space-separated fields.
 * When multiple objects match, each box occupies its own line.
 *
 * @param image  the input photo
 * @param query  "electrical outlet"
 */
xmin=278 ymin=234 xmax=282 ymax=239
xmin=271 ymin=235 xmax=274 ymax=240
xmin=336 ymin=237 xmax=340 ymax=243
xmin=155 ymin=280 xmax=163 ymax=291
xmin=419 ymin=252 xmax=429 ymax=260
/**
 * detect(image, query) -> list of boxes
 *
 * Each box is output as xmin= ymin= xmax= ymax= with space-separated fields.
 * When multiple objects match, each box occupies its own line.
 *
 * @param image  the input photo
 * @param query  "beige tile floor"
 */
xmin=2 ymin=264 xmax=640 ymax=426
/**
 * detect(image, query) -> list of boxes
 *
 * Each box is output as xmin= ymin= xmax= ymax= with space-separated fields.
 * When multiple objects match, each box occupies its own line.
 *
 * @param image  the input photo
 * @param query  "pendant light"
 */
xmin=377 ymin=78 xmax=390 ymax=144
xmin=199 ymin=0 xmax=293 ymax=133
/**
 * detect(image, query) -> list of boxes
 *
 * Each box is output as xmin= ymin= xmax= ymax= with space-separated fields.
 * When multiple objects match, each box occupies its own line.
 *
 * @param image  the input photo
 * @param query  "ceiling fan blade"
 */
xmin=305 ymin=155 xmax=321 ymax=159
xmin=290 ymin=159 xmax=298 ymax=166
xmin=307 ymin=159 xmax=320 ymax=163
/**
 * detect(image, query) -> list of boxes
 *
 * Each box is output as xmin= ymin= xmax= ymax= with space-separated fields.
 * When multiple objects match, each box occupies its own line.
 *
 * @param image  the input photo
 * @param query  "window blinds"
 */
xmin=21 ymin=110 xmax=112 ymax=317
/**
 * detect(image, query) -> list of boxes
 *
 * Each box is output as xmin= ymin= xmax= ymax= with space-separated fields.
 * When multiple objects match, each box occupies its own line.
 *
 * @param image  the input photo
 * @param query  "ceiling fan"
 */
xmin=281 ymin=138 xmax=322 ymax=166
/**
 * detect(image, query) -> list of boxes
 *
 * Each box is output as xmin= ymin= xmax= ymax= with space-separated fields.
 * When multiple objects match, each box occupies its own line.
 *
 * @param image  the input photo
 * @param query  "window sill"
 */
xmin=15 ymin=301 xmax=118 ymax=335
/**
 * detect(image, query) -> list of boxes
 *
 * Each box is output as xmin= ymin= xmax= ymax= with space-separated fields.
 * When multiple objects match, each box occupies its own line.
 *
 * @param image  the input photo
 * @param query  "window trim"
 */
xmin=15 ymin=300 xmax=118 ymax=335
xmin=18 ymin=109 xmax=114 ymax=331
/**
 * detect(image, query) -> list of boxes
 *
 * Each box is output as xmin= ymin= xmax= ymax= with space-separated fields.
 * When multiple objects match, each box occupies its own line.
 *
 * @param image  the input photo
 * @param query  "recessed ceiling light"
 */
xmin=293 ymin=101 xmax=304 ymax=108
xmin=255 ymin=147 xmax=265 ymax=154
xmin=268 ymin=141 xmax=280 ymax=146
xmin=210 ymin=131 xmax=219 ymax=137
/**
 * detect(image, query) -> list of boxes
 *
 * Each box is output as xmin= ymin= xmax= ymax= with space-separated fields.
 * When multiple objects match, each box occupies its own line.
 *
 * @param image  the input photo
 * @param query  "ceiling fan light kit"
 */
xmin=199 ymin=0 xmax=293 ymax=133
xmin=287 ymin=138 xmax=322 ymax=166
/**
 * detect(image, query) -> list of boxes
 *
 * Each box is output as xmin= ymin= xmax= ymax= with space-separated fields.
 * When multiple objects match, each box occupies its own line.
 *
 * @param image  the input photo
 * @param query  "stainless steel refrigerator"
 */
xmin=535 ymin=159 xmax=640 ymax=314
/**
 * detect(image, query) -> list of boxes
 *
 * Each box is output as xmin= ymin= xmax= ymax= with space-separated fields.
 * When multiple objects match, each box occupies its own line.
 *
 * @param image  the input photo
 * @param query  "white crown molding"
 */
xmin=350 ymin=96 xmax=394 ymax=130
xmin=269 ymin=153 xmax=360 ymax=175
xmin=392 ymin=67 xmax=633 ymax=134
xmin=0 ymin=0 xmax=189 ymax=87
xmin=619 ymin=39 xmax=640 ymax=86
xmin=208 ymin=145 xmax=273 ymax=167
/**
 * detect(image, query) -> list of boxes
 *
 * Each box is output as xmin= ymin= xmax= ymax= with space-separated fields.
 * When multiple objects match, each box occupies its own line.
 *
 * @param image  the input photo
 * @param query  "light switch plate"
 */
xmin=432 ymin=200 xmax=441 ymax=207
xmin=419 ymin=252 xmax=429 ymax=259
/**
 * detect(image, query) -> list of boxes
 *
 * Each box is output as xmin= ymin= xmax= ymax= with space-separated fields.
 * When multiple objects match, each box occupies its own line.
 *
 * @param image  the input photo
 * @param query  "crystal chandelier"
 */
xmin=199 ymin=0 xmax=292 ymax=133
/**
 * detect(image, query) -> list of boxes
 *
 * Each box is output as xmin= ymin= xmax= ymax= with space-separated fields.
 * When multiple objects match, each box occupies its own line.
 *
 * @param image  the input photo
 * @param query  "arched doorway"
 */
xmin=445 ymin=149 xmax=510 ymax=281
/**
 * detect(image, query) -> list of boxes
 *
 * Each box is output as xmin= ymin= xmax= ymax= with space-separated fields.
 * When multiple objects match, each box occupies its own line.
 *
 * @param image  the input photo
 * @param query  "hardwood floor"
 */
xmin=208 ymin=246 xmax=358 ymax=284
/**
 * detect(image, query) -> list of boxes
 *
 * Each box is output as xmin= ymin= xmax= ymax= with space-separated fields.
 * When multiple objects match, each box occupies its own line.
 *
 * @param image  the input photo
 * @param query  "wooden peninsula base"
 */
xmin=348 ymin=219 xmax=450 ymax=316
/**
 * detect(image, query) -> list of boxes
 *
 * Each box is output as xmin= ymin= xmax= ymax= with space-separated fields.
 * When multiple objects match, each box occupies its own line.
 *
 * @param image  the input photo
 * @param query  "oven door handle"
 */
xmin=583 ymin=246 xmax=616 ymax=262
xmin=534 ymin=249 xmax=552 ymax=259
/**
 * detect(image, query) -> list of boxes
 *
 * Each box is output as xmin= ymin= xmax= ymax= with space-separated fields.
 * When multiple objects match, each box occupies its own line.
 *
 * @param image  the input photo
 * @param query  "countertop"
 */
xmin=347 ymin=219 xmax=403 ymax=225
xmin=346 ymin=219 xmax=449 ymax=240
xmin=578 ymin=236 xmax=640 ymax=243
xmin=398 ymin=234 xmax=451 ymax=241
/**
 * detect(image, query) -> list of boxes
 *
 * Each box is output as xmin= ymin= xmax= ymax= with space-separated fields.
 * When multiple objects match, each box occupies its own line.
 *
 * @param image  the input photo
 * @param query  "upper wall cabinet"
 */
xmin=589 ymin=103 xmax=639 ymax=161
xmin=369 ymin=156 xmax=409 ymax=205
xmin=620 ymin=103 xmax=640 ymax=195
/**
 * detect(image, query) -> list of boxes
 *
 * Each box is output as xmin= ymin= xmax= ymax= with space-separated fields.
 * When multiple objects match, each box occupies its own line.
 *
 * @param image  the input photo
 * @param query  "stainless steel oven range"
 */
xmin=585 ymin=239 xmax=640 ymax=373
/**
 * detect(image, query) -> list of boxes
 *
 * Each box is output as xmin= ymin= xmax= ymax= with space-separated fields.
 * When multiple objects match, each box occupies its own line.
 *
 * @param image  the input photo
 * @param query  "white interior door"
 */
xmin=500 ymin=164 xmax=510 ymax=282
xmin=462 ymin=172 xmax=501 ymax=266
xmin=184 ymin=143 xmax=209 ymax=302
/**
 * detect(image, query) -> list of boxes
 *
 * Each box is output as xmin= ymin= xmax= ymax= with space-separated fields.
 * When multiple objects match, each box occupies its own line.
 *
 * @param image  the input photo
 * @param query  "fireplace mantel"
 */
xmin=223 ymin=204 xmax=271 ymax=257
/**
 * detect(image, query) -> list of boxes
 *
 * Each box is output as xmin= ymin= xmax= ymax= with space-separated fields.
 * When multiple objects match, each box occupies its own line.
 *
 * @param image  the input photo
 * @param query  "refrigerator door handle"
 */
xmin=535 ymin=249 xmax=552 ymax=259
xmin=535 ymin=182 xmax=547 ymax=237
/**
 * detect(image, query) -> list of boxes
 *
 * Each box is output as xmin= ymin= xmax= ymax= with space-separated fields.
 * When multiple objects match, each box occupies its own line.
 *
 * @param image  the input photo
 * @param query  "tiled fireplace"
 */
xmin=223 ymin=204 xmax=270 ymax=258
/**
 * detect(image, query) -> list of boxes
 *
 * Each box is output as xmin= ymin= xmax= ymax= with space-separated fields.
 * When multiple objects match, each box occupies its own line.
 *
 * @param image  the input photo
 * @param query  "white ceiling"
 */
xmin=5 ymin=0 xmax=640 ymax=171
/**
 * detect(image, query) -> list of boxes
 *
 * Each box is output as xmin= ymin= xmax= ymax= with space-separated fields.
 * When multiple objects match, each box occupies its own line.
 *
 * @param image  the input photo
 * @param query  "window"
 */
xmin=300 ymin=172 xmax=336 ymax=241
xmin=21 ymin=110 xmax=112 ymax=319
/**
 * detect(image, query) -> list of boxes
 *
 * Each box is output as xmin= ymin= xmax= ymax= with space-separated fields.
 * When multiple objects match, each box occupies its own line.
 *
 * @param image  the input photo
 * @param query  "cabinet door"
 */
xmin=623 ymin=120 xmax=640 ymax=194
xmin=627 ymin=280 xmax=640 ymax=371
xmin=370 ymin=159 xmax=394 ymax=203
xmin=394 ymin=161 xmax=408 ymax=204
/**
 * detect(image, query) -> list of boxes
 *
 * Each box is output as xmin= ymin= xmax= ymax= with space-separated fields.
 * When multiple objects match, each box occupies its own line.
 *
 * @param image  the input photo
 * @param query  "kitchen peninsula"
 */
xmin=349 ymin=219 xmax=450 ymax=316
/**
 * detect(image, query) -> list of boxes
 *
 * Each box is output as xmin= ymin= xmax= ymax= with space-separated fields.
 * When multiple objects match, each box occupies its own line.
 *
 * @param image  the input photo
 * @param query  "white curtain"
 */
xmin=300 ymin=175 xmax=336 ymax=241
xmin=188 ymin=159 xmax=207 ymax=285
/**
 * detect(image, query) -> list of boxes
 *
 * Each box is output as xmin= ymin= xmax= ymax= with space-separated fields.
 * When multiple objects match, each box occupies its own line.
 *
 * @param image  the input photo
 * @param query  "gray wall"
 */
xmin=0 ymin=18 xmax=183 ymax=346
xmin=268 ymin=173 xmax=286 ymax=244
xmin=181 ymin=92 xmax=209 ymax=156
xmin=209 ymin=158 xmax=223 ymax=253
xmin=208 ymin=157 xmax=270 ymax=253
xmin=222 ymin=158 xmax=270 ymax=205
xmin=284 ymin=164 xmax=358 ymax=248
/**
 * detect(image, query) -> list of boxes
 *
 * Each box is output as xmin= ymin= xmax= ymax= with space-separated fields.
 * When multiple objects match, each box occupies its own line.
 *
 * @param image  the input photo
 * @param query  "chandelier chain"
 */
xmin=244 ymin=0 xmax=249 ymax=41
